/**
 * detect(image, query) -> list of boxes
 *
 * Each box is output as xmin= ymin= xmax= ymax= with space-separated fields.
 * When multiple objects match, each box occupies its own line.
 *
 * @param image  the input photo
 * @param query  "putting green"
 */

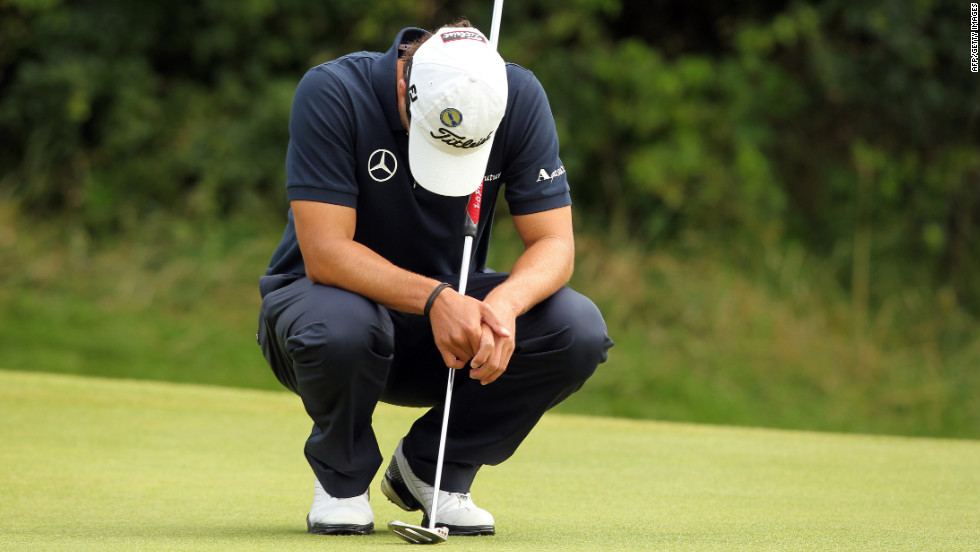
xmin=1 ymin=370 xmax=977 ymax=551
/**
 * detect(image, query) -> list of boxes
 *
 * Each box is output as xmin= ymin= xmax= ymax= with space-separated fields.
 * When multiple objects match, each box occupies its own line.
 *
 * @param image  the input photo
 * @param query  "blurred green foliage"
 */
xmin=1 ymin=0 xmax=977 ymax=435
xmin=2 ymin=0 xmax=975 ymax=316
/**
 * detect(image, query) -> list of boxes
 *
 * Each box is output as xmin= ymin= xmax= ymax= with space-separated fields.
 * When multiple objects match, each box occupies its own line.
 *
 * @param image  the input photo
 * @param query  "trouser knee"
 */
xmin=519 ymin=286 xmax=613 ymax=386
xmin=286 ymin=317 xmax=391 ymax=376
xmin=285 ymin=304 xmax=393 ymax=398
xmin=259 ymin=280 xmax=394 ymax=402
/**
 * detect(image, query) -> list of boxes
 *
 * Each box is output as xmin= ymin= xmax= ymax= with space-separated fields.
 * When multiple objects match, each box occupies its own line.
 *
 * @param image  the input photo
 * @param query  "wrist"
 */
xmin=485 ymin=288 xmax=523 ymax=318
xmin=424 ymin=282 xmax=453 ymax=318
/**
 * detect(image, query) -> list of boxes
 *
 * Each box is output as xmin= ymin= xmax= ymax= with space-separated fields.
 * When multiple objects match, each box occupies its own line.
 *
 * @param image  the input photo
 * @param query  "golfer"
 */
xmin=257 ymin=21 xmax=612 ymax=536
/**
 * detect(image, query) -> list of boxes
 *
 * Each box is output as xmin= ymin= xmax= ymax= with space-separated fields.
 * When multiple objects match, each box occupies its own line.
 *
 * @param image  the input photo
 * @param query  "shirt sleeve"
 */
xmin=284 ymin=65 xmax=359 ymax=208
xmin=500 ymin=67 xmax=571 ymax=215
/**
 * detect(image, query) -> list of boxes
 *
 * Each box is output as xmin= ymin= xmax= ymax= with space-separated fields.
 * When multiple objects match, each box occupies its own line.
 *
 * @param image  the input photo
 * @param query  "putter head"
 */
xmin=388 ymin=520 xmax=448 ymax=544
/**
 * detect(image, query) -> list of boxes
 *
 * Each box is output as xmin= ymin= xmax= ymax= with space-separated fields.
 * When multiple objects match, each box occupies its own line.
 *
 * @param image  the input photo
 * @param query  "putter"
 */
xmin=389 ymin=520 xmax=449 ymax=544
xmin=388 ymin=186 xmax=484 ymax=545
xmin=388 ymin=1 xmax=504 ymax=545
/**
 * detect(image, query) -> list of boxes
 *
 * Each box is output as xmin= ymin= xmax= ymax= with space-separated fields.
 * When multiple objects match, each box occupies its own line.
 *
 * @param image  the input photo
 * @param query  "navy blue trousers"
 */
xmin=257 ymin=272 xmax=612 ymax=498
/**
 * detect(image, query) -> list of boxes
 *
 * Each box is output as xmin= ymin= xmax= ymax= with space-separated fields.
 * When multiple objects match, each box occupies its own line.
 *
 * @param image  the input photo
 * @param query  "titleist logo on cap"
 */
xmin=428 ymin=128 xmax=493 ymax=149
xmin=440 ymin=30 xmax=487 ymax=43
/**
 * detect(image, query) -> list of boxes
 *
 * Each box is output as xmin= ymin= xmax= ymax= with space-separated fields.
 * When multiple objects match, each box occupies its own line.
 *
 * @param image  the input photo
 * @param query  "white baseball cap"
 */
xmin=407 ymin=27 xmax=508 ymax=197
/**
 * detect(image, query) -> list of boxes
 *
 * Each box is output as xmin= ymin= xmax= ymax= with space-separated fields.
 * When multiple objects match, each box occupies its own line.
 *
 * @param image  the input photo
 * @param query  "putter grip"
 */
xmin=463 ymin=182 xmax=483 ymax=238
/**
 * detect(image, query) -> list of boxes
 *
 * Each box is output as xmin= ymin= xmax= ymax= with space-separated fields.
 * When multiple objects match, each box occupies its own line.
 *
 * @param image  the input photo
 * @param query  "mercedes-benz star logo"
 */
xmin=368 ymin=149 xmax=397 ymax=182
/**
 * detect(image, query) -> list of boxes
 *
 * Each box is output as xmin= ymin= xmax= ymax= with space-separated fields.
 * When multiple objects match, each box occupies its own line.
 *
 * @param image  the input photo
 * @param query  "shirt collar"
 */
xmin=372 ymin=27 xmax=430 ymax=132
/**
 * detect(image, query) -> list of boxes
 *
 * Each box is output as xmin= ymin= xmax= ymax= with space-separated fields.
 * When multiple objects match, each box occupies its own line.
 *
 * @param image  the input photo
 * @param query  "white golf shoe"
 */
xmin=306 ymin=478 xmax=374 ymax=535
xmin=381 ymin=438 xmax=495 ymax=536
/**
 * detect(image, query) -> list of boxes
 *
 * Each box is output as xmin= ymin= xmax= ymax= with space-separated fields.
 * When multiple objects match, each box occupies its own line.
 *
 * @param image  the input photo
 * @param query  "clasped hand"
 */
xmin=428 ymin=290 xmax=516 ymax=385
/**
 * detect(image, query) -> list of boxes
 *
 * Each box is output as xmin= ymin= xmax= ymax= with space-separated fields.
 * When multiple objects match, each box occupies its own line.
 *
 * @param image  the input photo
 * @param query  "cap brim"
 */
xmin=409 ymin=124 xmax=494 ymax=197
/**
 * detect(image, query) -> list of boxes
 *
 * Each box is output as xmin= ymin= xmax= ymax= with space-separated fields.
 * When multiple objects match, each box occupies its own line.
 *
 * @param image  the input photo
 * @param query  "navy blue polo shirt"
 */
xmin=264 ymin=27 xmax=570 ymax=283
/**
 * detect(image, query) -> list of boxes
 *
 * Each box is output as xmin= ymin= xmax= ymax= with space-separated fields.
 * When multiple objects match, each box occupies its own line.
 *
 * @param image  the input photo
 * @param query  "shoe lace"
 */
xmin=439 ymin=492 xmax=470 ymax=511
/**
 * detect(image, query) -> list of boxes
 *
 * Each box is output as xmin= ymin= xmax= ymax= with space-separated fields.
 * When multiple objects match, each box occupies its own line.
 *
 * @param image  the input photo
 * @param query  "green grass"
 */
xmin=1 ymin=369 xmax=978 ymax=551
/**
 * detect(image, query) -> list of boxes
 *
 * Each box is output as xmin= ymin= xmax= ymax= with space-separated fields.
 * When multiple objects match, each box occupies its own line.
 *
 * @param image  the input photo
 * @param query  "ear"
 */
xmin=397 ymin=77 xmax=407 ymax=103
xmin=396 ymin=59 xmax=407 ymax=101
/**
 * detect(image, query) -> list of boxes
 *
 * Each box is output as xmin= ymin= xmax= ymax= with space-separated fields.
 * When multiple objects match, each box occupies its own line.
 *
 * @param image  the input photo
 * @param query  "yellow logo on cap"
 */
xmin=440 ymin=108 xmax=463 ymax=128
